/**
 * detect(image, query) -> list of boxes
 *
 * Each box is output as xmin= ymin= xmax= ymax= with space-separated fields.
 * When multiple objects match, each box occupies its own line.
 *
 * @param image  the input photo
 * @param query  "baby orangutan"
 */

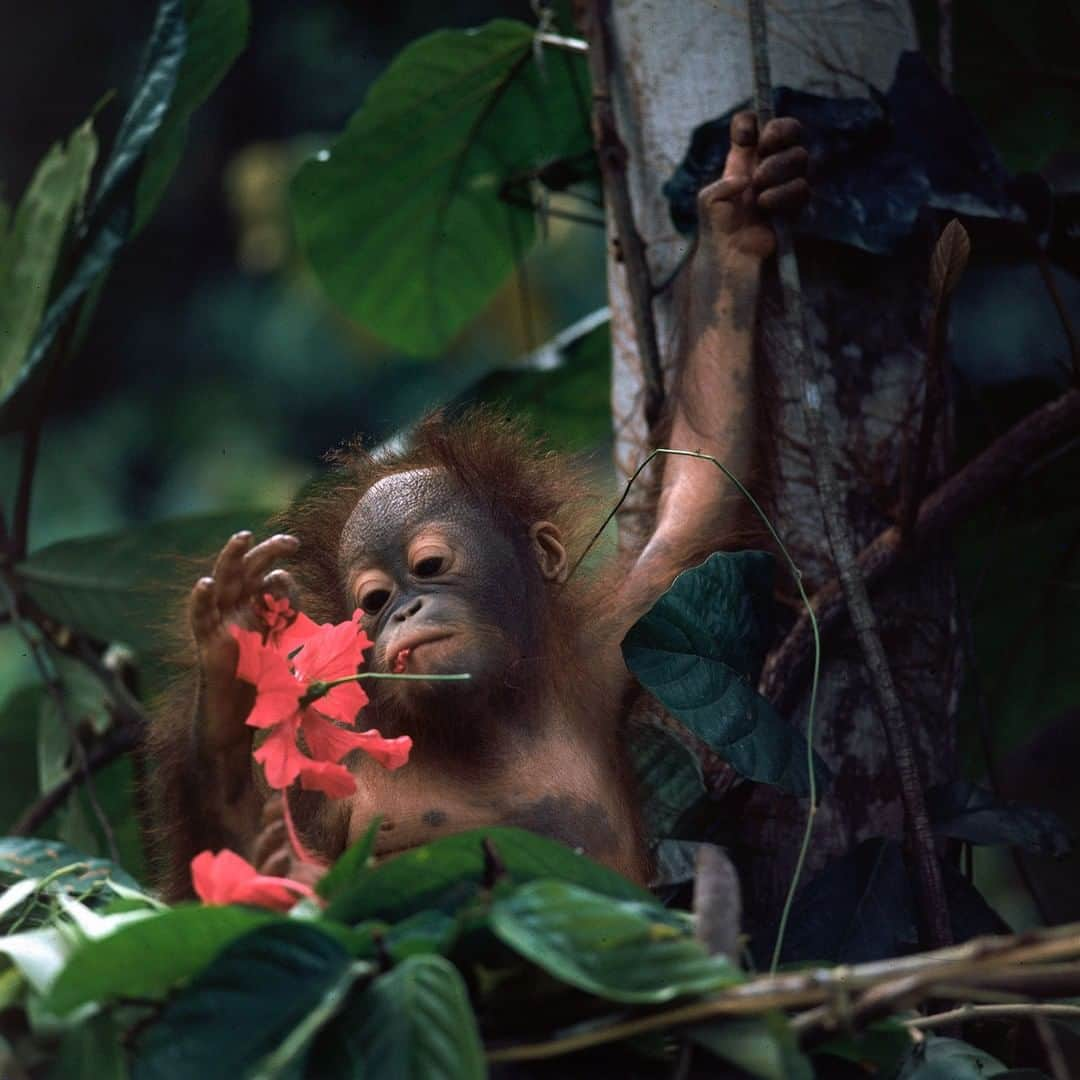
xmin=146 ymin=110 xmax=809 ymax=898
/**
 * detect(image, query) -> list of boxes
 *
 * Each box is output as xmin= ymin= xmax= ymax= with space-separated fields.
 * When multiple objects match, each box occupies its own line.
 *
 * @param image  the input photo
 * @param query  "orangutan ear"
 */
xmin=529 ymin=521 xmax=568 ymax=583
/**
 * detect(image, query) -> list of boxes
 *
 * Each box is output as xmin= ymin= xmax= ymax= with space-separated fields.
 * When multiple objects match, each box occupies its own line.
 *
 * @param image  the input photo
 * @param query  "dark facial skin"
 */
xmin=340 ymin=469 xmax=546 ymax=726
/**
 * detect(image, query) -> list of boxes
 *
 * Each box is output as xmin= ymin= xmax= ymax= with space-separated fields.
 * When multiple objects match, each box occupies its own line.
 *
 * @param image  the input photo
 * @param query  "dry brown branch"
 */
xmin=906 ymin=1002 xmax=1080 ymax=1029
xmin=487 ymin=922 xmax=1080 ymax=1063
xmin=762 ymin=387 xmax=1080 ymax=712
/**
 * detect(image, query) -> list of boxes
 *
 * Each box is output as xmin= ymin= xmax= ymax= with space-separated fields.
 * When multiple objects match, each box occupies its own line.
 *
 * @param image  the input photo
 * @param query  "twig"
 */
xmin=487 ymin=922 xmax=1080 ymax=1063
xmin=937 ymin=0 xmax=954 ymax=91
xmin=581 ymin=0 xmax=665 ymax=430
xmin=900 ymin=219 xmax=969 ymax=543
xmin=905 ymin=1002 xmax=1080 ymax=1029
xmin=746 ymin=0 xmax=951 ymax=950
xmin=761 ymin=388 xmax=1080 ymax=712
xmin=535 ymin=31 xmax=588 ymax=55
xmin=1033 ymin=248 xmax=1080 ymax=383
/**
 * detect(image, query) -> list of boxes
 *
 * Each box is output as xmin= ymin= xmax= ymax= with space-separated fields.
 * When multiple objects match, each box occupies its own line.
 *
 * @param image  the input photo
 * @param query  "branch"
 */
xmin=581 ymin=0 xmax=665 ymax=430
xmin=762 ymin=388 xmax=1080 ymax=712
xmin=746 ymin=0 xmax=951 ymax=951
xmin=906 ymin=1002 xmax=1080 ymax=1029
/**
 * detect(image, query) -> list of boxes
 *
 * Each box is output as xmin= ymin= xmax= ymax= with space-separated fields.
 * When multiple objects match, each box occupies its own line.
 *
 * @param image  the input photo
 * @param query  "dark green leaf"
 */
xmin=386 ymin=909 xmax=459 ymax=960
xmin=652 ymin=839 xmax=704 ymax=888
xmin=323 ymin=826 xmax=653 ymax=926
xmin=458 ymin=313 xmax=611 ymax=451
xmin=928 ymin=781 xmax=1072 ymax=857
xmin=627 ymin=722 xmax=707 ymax=842
xmin=490 ymin=880 xmax=741 ymax=1003
xmin=689 ymin=1014 xmax=812 ymax=1080
xmin=0 ymin=687 xmax=46 ymax=833
xmin=815 ymin=1019 xmax=912 ymax=1074
xmin=0 ymin=118 xmax=97 ymax=390
xmin=316 ymin=815 xmax=380 ymax=902
xmin=133 ymin=922 xmax=359 ymax=1080
xmin=897 ymin=1035 xmax=1008 ymax=1079
xmin=44 ymin=904 xmax=275 ymax=1016
xmin=16 ymin=510 xmax=274 ymax=650
xmin=134 ymin=0 xmax=251 ymax=231
xmin=941 ymin=858 xmax=1012 ymax=941
xmin=291 ymin=19 xmax=592 ymax=355
xmin=49 ymin=1012 xmax=128 ymax=1080
xmin=770 ymin=838 xmax=917 ymax=966
xmin=0 ymin=837 xmax=140 ymax=895
xmin=311 ymin=954 xmax=484 ymax=1079
xmin=623 ymin=552 xmax=828 ymax=796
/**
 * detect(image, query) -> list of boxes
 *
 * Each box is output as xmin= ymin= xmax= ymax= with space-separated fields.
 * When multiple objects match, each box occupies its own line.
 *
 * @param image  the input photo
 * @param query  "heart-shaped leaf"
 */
xmin=623 ymin=552 xmax=828 ymax=796
xmin=290 ymin=19 xmax=592 ymax=356
xmin=490 ymin=880 xmax=741 ymax=1004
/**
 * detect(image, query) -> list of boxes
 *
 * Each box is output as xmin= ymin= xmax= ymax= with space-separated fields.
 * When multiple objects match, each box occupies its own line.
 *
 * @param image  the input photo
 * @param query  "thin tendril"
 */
xmin=568 ymin=447 xmax=822 ymax=974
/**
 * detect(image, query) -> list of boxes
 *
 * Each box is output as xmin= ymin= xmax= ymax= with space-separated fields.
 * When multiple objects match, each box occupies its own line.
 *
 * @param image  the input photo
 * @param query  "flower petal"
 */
xmin=254 ymin=720 xmax=306 ymax=789
xmin=191 ymin=849 xmax=259 ymax=905
xmin=230 ymin=876 xmax=314 ymax=912
xmin=230 ymin=627 xmax=267 ymax=685
xmin=297 ymin=759 xmax=357 ymax=798
xmin=301 ymin=709 xmax=377 ymax=763
xmin=313 ymin=680 xmax=369 ymax=726
xmin=354 ymin=729 xmax=413 ymax=770
xmin=273 ymin=611 xmax=322 ymax=657
xmin=292 ymin=618 xmax=372 ymax=683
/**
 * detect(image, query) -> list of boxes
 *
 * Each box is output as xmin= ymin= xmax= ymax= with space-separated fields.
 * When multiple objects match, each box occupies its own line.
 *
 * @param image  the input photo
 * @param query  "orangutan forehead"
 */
xmin=340 ymin=468 xmax=480 ymax=561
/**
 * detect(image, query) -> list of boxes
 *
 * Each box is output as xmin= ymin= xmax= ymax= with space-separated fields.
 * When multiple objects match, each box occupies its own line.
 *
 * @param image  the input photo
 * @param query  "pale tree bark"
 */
xmin=598 ymin=0 xmax=961 ymax=930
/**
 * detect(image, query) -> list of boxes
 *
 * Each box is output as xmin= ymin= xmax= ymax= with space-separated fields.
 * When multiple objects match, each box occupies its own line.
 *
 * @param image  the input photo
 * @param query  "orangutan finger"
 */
xmin=730 ymin=110 xmax=757 ymax=148
xmin=241 ymin=534 xmax=299 ymax=595
xmin=261 ymin=794 xmax=286 ymax=827
xmin=258 ymin=846 xmax=293 ymax=878
xmin=213 ymin=532 xmax=254 ymax=612
xmin=752 ymin=145 xmax=809 ymax=192
xmin=251 ymin=820 xmax=289 ymax=867
xmin=757 ymin=176 xmax=810 ymax=215
xmin=190 ymin=577 xmax=221 ymax=642
xmin=757 ymin=117 xmax=804 ymax=158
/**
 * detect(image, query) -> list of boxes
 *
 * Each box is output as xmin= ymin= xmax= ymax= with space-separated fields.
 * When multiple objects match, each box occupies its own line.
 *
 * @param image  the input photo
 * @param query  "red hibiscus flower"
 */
xmin=191 ymin=849 xmax=314 ymax=912
xmin=230 ymin=612 xmax=412 ymax=796
xmin=259 ymin=594 xmax=321 ymax=657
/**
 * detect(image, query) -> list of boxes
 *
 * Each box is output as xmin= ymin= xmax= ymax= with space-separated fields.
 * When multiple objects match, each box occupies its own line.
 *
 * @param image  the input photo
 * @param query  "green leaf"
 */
xmin=134 ymin=0 xmax=251 ymax=232
xmin=291 ymin=19 xmax=592 ymax=356
xmin=0 ymin=118 xmax=97 ymax=393
xmin=0 ymin=0 xmax=248 ymax=432
xmin=386 ymin=909 xmax=459 ymax=960
xmin=459 ymin=313 xmax=612 ymax=452
xmin=0 ymin=837 xmax=141 ymax=895
xmin=0 ymin=687 xmax=46 ymax=833
xmin=310 ymin=954 xmax=485 ymax=1080
xmin=928 ymin=781 xmax=1072 ymax=857
xmin=48 ymin=1013 xmax=128 ymax=1080
xmin=689 ymin=1014 xmax=812 ymax=1080
xmin=323 ymin=826 xmax=653 ymax=926
xmin=315 ymin=816 xmax=380 ymax=902
xmin=490 ymin=880 xmax=741 ymax=1004
xmin=897 ymin=1035 xmax=1008 ymax=1078
xmin=626 ymin=722 xmax=706 ymax=841
xmin=44 ymin=903 xmax=276 ymax=1016
xmin=15 ymin=510 xmax=273 ymax=650
xmin=815 ymin=1019 xmax=913 ymax=1075
xmin=622 ymin=552 xmax=828 ymax=796
xmin=133 ymin=922 xmax=360 ymax=1080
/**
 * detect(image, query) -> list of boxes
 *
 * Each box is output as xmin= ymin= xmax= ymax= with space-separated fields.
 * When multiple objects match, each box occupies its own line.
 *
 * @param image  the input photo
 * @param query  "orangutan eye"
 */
xmin=414 ymin=555 xmax=445 ymax=578
xmin=360 ymin=588 xmax=390 ymax=615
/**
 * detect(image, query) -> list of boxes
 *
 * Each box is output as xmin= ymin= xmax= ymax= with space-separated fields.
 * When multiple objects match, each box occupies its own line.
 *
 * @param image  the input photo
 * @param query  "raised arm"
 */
xmin=620 ymin=111 xmax=807 ymax=621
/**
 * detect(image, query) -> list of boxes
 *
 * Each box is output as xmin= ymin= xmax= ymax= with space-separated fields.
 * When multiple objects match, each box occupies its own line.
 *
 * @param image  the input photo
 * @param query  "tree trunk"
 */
xmin=600 ymin=1 xmax=961 ymax=926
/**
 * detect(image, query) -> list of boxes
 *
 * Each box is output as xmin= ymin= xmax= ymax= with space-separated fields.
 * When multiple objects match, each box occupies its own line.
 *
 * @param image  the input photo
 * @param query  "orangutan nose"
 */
xmin=393 ymin=596 xmax=424 ymax=622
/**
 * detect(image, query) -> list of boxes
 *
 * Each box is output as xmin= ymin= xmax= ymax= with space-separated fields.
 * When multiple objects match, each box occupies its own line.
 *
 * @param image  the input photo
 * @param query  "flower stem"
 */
xmin=301 ymin=671 xmax=471 ymax=706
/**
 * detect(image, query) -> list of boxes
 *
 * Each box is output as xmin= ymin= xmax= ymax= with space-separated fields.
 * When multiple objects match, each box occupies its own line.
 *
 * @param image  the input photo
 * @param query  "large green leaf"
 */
xmin=323 ymin=826 xmax=653 ymax=926
xmin=0 ymin=688 xmax=46 ymax=833
xmin=48 ymin=1013 xmax=127 ymax=1080
xmin=134 ymin=0 xmax=251 ymax=232
xmin=0 ymin=0 xmax=248 ymax=432
xmin=897 ymin=1035 xmax=1008 ymax=1078
xmin=310 ymin=955 xmax=485 ymax=1079
xmin=15 ymin=510 xmax=273 ymax=650
xmin=0 ymin=118 xmax=97 ymax=393
xmin=0 ymin=837 xmax=141 ymax=895
xmin=133 ymin=922 xmax=362 ymax=1080
xmin=44 ymin=904 xmax=275 ymax=1016
xmin=626 ymin=721 xmax=707 ymax=842
xmin=689 ymin=1015 xmax=813 ymax=1080
xmin=490 ymin=880 xmax=741 ymax=1004
xmin=290 ymin=19 xmax=592 ymax=356
xmin=623 ymin=552 xmax=827 ymax=796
